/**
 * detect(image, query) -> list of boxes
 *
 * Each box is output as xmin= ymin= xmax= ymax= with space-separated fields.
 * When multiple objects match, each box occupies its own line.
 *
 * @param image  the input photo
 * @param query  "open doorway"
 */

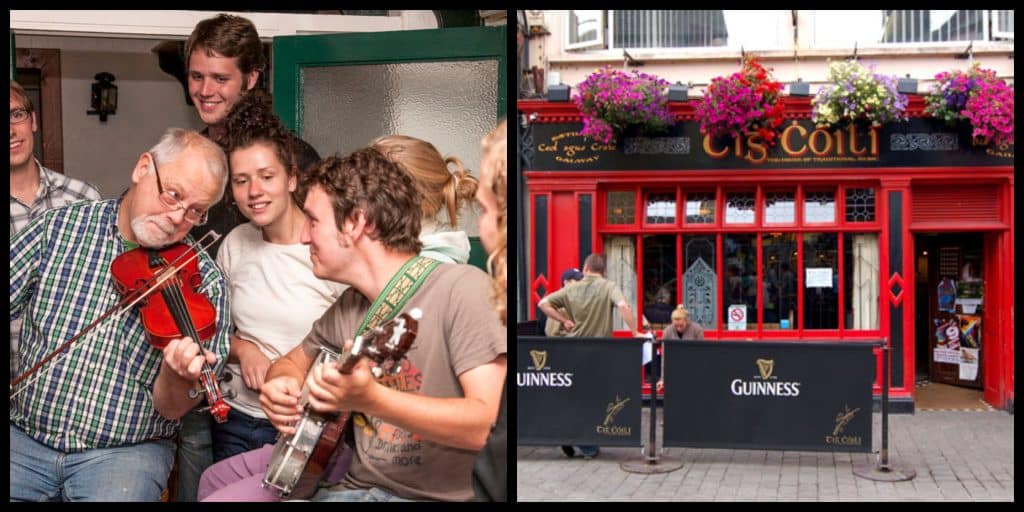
xmin=913 ymin=232 xmax=991 ymax=411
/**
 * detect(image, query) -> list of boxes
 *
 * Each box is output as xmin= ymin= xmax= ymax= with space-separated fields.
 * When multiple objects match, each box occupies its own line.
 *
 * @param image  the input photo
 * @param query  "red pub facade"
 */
xmin=518 ymin=96 xmax=1014 ymax=412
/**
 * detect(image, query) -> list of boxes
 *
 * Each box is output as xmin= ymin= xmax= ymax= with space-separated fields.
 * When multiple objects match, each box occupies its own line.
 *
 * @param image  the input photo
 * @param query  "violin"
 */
xmin=110 ymin=241 xmax=233 ymax=423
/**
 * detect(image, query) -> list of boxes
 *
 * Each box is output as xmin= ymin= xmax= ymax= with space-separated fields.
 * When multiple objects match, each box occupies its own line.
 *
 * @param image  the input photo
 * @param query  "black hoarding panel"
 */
xmin=517 ymin=337 xmax=642 ymax=446
xmin=663 ymin=340 xmax=875 ymax=452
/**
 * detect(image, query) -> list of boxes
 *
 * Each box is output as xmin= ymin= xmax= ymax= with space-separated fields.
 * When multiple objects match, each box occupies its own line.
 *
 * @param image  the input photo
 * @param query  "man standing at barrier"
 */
xmin=538 ymin=253 xmax=643 ymax=459
xmin=655 ymin=305 xmax=704 ymax=393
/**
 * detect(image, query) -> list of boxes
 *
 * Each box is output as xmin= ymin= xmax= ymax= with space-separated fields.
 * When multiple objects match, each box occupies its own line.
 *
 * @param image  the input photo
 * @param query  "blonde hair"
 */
xmin=670 ymin=305 xmax=690 ymax=322
xmin=481 ymin=120 xmax=507 ymax=326
xmin=371 ymin=135 xmax=478 ymax=227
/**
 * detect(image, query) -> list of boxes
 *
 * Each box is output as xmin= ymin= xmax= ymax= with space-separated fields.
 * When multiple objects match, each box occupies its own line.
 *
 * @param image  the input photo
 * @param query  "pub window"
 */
xmin=645 ymin=191 xmax=676 ymax=225
xmin=606 ymin=190 xmax=636 ymax=224
xmin=723 ymin=234 xmax=757 ymax=330
xmin=803 ymin=233 xmax=839 ymax=329
xmin=565 ymin=10 xmax=605 ymax=50
xmin=685 ymin=191 xmax=716 ymax=224
xmin=603 ymin=235 xmax=639 ymax=331
xmin=844 ymin=233 xmax=880 ymax=330
xmin=683 ymin=236 xmax=717 ymax=330
xmin=764 ymin=191 xmax=795 ymax=224
xmin=804 ymin=190 xmax=836 ymax=224
xmin=725 ymin=191 xmax=755 ymax=224
xmin=845 ymin=188 xmax=876 ymax=222
xmin=642 ymin=234 xmax=676 ymax=330
xmin=762 ymin=233 xmax=797 ymax=330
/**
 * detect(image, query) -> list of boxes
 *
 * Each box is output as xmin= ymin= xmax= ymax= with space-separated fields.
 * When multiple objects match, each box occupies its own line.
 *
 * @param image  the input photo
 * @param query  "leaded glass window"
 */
xmin=845 ymin=188 xmax=876 ymax=222
xmin=725 ymin=192 xmax=755 ymax=224
xmin=685 ymin=192 xmax=715 ymax=224
xmin=804 ymin=190 xmax=835 ymax=223
xmin=764 ymin=191 xmax=795 ymax=224
xmin=645 ymin=192 xmax=676 ymax=224
xmin=607 ymin=191 xmax=636 ymax=224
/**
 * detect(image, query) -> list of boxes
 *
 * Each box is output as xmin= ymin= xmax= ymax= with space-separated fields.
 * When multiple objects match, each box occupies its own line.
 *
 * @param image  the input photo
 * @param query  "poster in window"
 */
xmin=937 ymin=278 xmax=957 ymax=313
xmin=933 ymin=317 xmax=961 ymax=364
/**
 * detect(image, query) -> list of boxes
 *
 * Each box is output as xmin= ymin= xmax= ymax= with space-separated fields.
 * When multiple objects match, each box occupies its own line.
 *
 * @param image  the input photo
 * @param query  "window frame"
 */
xmin=597 ymin=183 xmax=882 ymax=339
xmin=565 ymin=10 xmax=606 ymax=50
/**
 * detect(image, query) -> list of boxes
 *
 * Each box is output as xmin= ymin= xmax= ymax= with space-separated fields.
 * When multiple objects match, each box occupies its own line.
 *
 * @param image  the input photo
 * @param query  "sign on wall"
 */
xmin=527 ymin=118 xmax=1013 ymax=171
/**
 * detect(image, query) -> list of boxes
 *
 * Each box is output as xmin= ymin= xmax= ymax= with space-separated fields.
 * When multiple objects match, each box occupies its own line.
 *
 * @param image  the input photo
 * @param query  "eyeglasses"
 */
xmin=11 ymin=108 xmax=31 ymax=125
xmin=151 ymin=158 xmax=209 ymax=225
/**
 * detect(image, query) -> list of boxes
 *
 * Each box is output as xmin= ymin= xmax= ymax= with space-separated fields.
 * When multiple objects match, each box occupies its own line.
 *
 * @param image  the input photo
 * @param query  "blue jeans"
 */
xmin=211 ymin=407 xmax=279 ymax=463
xmin=310 ymin=487 xmax=414 ymax=502
xmin=176 ymin=408 xmax=213 ymax=501
xmin=9 ymin=423 xmax=174 ymax=501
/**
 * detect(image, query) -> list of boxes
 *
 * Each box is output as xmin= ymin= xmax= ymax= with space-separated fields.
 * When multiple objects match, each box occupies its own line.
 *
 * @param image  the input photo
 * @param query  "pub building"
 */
xmin=518 ymin=95 xmax=1014 ymax=413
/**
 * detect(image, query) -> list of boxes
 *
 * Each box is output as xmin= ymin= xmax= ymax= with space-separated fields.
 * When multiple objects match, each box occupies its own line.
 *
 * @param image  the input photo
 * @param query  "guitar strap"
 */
xmin=347 ymin=255 xmax=440 ymax=431
xmin=355 ymin=255 xmax=440 ymax=337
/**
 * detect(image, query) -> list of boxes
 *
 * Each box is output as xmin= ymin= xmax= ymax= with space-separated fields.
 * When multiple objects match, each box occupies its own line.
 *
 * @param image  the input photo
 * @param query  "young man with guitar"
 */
xmin=198 ymin=147 xmax=506 ymax=502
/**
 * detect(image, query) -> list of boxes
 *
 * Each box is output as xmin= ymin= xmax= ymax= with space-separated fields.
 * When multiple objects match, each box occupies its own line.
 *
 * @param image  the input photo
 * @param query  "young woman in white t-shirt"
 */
xmin=210 ymin=91 xmax=345 ymax=463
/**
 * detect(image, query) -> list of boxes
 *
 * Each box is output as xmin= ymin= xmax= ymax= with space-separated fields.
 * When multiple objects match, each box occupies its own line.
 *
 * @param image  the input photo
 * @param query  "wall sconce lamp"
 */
xmin=87 ymin=72 xmax=118 ymax=122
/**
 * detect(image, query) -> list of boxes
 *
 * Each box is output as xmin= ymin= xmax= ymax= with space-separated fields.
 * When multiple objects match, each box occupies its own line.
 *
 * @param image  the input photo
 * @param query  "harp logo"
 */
xmin=756 ymin=358 xmax=774 ymax=380
xmin=530 ymin=350 xmax=547 ymax=371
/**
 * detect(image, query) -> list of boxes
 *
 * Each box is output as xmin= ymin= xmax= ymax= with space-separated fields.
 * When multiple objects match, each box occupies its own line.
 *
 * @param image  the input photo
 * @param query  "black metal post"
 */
xmin=648 ymin=337 xmax=660 ymax=462
xmin=880 ymin=338 xmax=889 ymax=470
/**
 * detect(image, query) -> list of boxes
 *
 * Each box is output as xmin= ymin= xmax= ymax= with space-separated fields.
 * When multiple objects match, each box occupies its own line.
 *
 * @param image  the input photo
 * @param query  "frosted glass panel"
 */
xmin=301 ymin=60 xmax=499 ymax=235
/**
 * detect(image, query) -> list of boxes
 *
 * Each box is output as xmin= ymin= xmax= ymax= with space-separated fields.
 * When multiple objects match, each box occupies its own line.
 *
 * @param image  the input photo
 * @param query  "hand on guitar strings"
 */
xmin=306 ymin=338 xmax=376 ymax=415
xmin=161 ymin=337 xmax=219 ymax=382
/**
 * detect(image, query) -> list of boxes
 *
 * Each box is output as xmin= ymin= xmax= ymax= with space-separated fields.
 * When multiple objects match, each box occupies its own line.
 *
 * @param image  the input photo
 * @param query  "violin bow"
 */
xmin=9 ymin=231 xmax=222 ymax=399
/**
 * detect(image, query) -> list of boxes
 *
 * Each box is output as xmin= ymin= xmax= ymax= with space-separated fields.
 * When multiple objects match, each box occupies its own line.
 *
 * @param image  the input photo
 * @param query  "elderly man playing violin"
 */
xmin=9 ymin=127 xmax=233 ymax=502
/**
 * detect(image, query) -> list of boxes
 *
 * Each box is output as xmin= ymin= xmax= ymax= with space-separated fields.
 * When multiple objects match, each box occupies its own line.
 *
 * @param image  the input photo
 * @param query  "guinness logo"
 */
xmin=756 ymin=358 xmax=774 ymax=380
xmin=832 ymin=404 xmax=861 ymax=437
xmin=529 ymin=350 xmax=548 ymax=370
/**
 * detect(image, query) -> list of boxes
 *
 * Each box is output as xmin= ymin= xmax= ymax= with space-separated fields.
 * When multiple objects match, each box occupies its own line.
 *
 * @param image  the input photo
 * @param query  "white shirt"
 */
xmin=216 ymin=222 xmax=347 ymax=418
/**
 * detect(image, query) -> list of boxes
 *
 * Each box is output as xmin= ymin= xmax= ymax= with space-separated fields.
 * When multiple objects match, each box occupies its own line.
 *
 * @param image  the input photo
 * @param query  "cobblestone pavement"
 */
xmin=516 ymin=409 xmax=1013 ymax=501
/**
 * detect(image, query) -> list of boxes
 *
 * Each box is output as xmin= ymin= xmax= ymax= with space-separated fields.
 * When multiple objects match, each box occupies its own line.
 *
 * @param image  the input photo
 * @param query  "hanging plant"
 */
xmin=696 ymin=56 xmax=785 ymax=146
xmin=925 ymin=63 xmax=1013 ymax=146
xmin=573 ymin=66 xmax=674 ymax=145
xmin=811 ymin=59 xmax=908 ymax=127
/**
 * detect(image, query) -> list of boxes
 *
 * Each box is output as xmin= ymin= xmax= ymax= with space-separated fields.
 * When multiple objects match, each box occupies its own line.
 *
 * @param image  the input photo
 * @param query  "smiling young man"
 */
xmin=9 ymin=128 xmax=232 ymax=501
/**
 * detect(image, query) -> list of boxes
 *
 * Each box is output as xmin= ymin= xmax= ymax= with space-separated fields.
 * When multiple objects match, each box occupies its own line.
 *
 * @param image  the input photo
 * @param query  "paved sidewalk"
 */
xmin=516 ymin=409 xmax=1013 ymax=501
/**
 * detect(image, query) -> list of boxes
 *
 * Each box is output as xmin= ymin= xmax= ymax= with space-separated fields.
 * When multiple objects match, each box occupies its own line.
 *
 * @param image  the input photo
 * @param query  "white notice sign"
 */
xmin=727 ymin=304 xmax=747 ymax=330
xmin=806 ymin=268 xmax=833 ymax=288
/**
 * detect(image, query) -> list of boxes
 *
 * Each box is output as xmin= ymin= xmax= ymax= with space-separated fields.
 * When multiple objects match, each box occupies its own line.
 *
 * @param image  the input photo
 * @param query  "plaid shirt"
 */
xmin=10 ymin=161 xmax=102 ymax=375
xmin=9 ymin=199 xmax=232 ymax=452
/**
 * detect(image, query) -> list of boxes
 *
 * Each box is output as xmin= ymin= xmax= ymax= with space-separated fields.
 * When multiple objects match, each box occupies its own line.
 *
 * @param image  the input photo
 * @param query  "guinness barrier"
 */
xmin=517 ymin=336 xmax=642 ymax=446
xmin=662 ymin=340 xmax=874 ymax=452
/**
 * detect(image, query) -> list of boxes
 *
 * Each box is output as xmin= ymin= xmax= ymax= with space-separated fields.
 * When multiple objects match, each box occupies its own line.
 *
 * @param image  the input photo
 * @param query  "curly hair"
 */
xmin=221 ymin=90 xmax=311 ymax=205
xmin=371 ymin=135 xmax=478 ymax=227
xmin=481 ymin=120 xmax=508 ymax=326
xmin=302 ymin=148 xmax=423 ymax=255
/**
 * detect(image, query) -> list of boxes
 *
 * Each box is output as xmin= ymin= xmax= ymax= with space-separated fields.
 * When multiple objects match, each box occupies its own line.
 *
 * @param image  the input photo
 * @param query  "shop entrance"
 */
xmin=913 ymin=233 xmax=989 ymax=410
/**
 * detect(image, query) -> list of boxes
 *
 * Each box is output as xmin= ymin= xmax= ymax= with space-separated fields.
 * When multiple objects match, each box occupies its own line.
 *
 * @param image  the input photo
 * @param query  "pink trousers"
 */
xmin=197 ymin=443 xmax=353 ymax=501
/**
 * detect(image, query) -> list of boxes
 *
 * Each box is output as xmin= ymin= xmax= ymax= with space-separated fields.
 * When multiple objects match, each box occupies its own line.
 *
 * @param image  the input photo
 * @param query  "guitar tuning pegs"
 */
xmin=188 ymin=388 xmax=201 ymax=400
xmin=219 ymin=372 xmax=233 ymax=383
